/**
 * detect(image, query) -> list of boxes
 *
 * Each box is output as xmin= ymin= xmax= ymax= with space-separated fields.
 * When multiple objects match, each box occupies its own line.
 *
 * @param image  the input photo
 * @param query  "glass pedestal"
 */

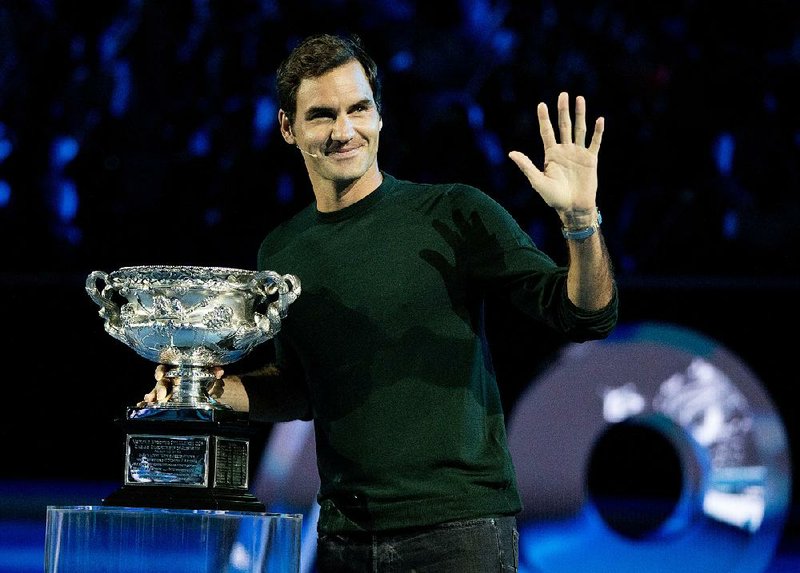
xmin=44 ymin=505 xmax=302 ymax=573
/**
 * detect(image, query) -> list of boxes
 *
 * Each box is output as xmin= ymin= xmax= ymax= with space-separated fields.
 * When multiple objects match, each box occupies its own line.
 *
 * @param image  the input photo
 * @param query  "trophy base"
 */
xmin=102 ymin=484 xmax=266 ymax=512
xmin=104 ymin=407 xmax=268 ymax=512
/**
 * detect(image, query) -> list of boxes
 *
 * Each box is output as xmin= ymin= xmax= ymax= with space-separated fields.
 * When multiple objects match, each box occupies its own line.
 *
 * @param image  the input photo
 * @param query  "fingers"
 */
xmin=574 ymin=95 xmax=587 ymax=147
xmin=588 ymin=116 xmax=604 ymax=155
xmin=206 ymin=377 xmax=225 ymax=399
xmin=207 ymin=367 xmax=225 ymax=399
xmin=138 ymin=364 xmax=173 ymax=407
xmin=138 ymin=379 xmax=171 ymax=407
xmin=155 ymin=382 xmax=171 ymax=402
xmin=540 ymin=92 xmax=600 ymax=152
xmin=138 ymin=388 xmax=157 ymax=407
xmin=508 ymin=150 xmax=544 ymax=189
xmin=557 ymin=91 xmax=572 ymax=144
xmin=537 ymin=102 xmax=556 ymax=150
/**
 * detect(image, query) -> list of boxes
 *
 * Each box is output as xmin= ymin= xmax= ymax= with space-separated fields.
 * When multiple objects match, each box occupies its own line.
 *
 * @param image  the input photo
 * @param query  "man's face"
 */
xmin=283 ymin=60 xmax=382 ymax=187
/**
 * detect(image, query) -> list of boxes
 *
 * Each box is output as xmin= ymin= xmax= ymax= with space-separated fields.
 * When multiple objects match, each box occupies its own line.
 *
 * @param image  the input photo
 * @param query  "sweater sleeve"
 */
xmin=238 ymin=337 xmax=313 ymax=423
xmin=453 ymin=184 xmax=619 ymax=341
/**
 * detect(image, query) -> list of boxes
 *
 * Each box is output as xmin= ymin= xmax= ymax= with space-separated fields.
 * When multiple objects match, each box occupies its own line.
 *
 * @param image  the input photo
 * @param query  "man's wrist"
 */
xmin=561 ymin=208 xmax=602 ymax=240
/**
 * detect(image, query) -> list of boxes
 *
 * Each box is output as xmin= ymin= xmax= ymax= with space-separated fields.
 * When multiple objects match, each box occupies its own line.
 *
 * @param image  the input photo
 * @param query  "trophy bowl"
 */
xmin=86 ymin=265 xmax=301 ymax=410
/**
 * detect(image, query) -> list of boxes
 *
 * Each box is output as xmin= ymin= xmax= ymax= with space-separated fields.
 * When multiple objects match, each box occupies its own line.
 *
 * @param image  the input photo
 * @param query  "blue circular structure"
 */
xmin=507 ymin=321 xmax=792 ymax=573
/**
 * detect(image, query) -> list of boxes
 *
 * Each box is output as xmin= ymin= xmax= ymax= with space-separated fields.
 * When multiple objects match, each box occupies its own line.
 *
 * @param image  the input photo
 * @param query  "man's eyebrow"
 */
xmin=349 ymin=98 xmax=375 ymax=110
xmin=304 ymin=99 xmax=375 ymax=118
xmin=305 ymin=105 xmax=335 ymax=117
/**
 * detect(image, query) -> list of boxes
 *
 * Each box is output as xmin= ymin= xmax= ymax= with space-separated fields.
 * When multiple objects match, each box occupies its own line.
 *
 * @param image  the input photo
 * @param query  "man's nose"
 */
xmin=331 ymin=115 xmax=355 ymax=141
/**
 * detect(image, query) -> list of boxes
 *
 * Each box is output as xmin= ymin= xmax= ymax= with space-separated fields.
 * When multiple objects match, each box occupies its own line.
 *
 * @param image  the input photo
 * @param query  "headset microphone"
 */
xmin=297 ymin=146 xmax=319 ymax=158
xmin=289 ymin=124 xmax=319 ymax=158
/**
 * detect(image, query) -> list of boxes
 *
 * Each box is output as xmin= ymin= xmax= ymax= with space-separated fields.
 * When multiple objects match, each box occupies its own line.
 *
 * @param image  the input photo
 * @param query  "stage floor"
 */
xmin=2 ymin=480 xmax=796 ymax=573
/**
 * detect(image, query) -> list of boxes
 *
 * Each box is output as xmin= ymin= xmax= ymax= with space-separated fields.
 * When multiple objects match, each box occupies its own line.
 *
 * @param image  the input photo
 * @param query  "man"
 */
xmin=151 ymin=32 xmax=617 ymax=572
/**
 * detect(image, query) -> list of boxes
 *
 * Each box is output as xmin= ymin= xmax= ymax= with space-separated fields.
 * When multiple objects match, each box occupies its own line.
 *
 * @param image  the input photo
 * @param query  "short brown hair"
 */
xmin=276 ymin=33 xmax=382 ymax=125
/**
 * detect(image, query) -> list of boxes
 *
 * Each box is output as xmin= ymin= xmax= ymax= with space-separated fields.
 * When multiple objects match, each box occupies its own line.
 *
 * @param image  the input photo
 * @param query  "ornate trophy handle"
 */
xmin=249 ymin=271 xmax=302 ymax=340
xmin=85 ymin=270 xmax=129 ymax=344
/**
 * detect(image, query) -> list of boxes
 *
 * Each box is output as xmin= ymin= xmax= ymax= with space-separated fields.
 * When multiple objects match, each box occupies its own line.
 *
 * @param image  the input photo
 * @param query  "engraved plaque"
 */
xmin=214 ymin=438 xmax=249 ymax=489
xmin=125 ymin=435 xmax=210 ymax=487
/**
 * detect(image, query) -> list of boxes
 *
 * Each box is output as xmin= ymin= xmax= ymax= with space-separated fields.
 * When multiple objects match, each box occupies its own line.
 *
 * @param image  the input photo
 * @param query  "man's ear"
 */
xmin=278 ymin=110 xmax=295 ymax=144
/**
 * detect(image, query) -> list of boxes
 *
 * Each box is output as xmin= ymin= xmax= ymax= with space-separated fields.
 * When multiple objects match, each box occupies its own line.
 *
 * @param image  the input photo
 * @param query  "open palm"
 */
xmin=508 ymin=91 xmax=603 ymax=215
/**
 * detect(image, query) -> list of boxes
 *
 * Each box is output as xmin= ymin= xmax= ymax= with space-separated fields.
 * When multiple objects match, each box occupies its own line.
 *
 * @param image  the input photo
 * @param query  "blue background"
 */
xmin=1 ymin=1 xmax=797 ymax=571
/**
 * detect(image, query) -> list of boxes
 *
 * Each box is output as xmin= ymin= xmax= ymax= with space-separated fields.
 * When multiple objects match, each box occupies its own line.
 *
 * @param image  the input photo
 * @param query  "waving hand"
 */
xmin=508 ymin=91 xmax=603 ymax=218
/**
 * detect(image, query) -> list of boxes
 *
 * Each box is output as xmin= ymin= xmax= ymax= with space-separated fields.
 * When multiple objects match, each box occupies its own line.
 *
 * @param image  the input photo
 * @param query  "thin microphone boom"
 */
xmin=297 ymin=146 xmax=318 ymax=158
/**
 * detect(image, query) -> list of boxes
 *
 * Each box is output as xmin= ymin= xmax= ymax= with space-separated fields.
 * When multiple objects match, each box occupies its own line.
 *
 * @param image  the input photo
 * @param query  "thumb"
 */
xmin=508 ymin=151 xmax=545 ymax=189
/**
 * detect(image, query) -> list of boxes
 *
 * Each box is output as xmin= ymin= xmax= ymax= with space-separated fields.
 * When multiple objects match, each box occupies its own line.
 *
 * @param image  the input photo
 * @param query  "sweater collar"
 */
xmin=315 ymin=172 xmax=397 ymax=223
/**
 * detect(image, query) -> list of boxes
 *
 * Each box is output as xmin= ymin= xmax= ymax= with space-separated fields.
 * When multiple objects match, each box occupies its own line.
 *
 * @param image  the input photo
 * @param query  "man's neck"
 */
xmin=312 ymin=166 xmax=383 ymax=212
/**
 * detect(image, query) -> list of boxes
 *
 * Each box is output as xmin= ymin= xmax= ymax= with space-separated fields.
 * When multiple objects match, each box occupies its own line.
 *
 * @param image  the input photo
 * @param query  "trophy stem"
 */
xmin=162 ymin=366 xmax=230 ymax=410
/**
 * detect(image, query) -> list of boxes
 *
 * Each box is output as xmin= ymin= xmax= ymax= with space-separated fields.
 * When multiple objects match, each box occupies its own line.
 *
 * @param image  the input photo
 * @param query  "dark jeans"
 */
xmin=315 ymin=516 xmax=518 ymax=573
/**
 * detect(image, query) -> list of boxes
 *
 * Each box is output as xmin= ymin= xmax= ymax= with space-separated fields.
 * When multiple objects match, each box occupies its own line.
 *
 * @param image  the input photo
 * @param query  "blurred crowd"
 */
xmin=0 ymin=0 xmax=798 ymax=277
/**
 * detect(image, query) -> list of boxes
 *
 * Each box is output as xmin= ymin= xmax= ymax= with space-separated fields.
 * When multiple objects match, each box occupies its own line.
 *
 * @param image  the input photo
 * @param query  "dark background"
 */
xmin=0 ymin=0 xmax=798 ymax=568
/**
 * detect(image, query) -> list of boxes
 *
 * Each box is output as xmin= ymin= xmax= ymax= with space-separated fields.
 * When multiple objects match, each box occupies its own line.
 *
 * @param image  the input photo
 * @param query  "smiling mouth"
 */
xmin=328 ymin=146 xmax=362 ymax=158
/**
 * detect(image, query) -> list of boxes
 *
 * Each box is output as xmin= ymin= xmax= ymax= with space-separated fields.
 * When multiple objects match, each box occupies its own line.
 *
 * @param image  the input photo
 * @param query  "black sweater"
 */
xmin=249 ymin=172 xmax=618 ymax=534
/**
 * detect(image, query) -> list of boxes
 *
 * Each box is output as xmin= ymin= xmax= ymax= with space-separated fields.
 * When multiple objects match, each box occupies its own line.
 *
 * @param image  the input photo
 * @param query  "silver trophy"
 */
xmin=86 ymin=265 xmax=300 ymax=410
xmin=85 ymin=265 xmax=301 ymax=511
